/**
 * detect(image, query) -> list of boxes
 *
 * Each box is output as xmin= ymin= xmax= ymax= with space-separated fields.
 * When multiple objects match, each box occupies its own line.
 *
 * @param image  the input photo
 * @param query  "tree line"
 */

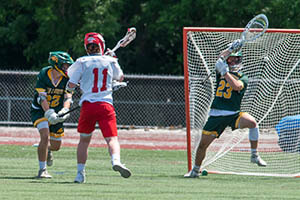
xmin=1 ymin=0 xmax=299 ymax=75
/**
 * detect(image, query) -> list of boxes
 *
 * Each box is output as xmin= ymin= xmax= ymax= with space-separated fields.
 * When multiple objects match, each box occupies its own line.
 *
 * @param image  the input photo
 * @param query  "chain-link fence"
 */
xmin=0 ymin=70 xmax=185 ymax=128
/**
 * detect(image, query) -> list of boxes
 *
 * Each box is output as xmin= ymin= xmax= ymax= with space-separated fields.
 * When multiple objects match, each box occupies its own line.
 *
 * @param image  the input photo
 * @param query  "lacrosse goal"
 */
xmin=183 ymin=27 xmax=300 ymax=177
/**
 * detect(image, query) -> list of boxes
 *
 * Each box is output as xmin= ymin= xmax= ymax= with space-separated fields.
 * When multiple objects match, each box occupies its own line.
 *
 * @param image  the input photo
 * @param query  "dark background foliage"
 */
xmin=0 ymin=0 xmax=299 ymax=74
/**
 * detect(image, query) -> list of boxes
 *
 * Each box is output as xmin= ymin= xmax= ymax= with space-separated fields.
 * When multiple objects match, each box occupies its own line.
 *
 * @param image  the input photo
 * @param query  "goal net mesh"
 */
xmin=184 ymin=28 xmax=300 ymax=177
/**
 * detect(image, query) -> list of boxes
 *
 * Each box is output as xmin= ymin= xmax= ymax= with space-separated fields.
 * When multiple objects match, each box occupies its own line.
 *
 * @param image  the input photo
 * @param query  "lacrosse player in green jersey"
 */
xmin=31 ymin=51 xmax=74 ymax=178
xmin=185 ymin=45 xmax=267 ymax=178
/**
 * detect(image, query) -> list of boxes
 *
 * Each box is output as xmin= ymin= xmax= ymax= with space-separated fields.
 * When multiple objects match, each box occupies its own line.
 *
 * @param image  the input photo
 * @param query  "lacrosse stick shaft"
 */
xmin=58 ymin=105 xmax=80 ymax=117
xmin=111 ymin=42 xmax=121 ymax=52
xmin=200 ymin=72 xmax=213 ymax=84
xmin=200 ymin=54 xmax=230 ymax=84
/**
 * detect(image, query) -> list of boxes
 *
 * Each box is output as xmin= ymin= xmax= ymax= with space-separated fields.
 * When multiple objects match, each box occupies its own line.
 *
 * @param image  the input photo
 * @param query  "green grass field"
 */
xmin=1 ymin=145 xmax=300 ymax=200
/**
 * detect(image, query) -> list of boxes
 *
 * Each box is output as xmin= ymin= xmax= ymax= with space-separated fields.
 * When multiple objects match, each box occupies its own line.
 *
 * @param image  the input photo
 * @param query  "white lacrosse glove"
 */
xmin=215 ymin=58 xmax=229 ymax=76
xmin=57 ymin=107 xmax=70 ymax=122
xmin=44 ymin=109 xmax=60 ymax=125
xmin=228 ymin=39 xmax=244 ymax=52
xmin=112 ymin=80 xmax=127 ymax=91
xmin=105 ymin=48 xmax=117 ymax=58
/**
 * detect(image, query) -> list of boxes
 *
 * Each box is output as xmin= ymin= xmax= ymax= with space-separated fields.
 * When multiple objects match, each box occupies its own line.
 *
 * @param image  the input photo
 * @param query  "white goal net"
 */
xmin=183 ymin=27 xmax=300 ymax=177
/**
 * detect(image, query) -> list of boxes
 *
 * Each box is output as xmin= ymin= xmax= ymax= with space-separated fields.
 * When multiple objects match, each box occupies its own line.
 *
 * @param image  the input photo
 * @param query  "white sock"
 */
xmin=251 ymin=149 xmax=258 ymax=155
xmin=77 ymin=163 xmax=85 ymax=172
xmin=39 ymin=161 xmax=46 ymax=170
xmin=193 ymin=165 xmax=200 ymax=172
xmin=111 ymin=153 xmax=120 ymax=165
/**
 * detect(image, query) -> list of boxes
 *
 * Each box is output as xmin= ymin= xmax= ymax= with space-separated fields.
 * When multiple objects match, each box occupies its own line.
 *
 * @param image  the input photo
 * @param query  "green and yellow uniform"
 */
xmin=203 ymin=71 xmax=248 ymax=137
xmin=31 ymin=66 xmax=70 ymax=138
xmin=211 ymin=71 xmax=248 ymax=111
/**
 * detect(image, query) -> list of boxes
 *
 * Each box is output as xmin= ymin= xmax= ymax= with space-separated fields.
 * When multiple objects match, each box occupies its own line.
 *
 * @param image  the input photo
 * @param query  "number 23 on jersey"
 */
xmin=216 ymin=80 xmax=233 ymax=99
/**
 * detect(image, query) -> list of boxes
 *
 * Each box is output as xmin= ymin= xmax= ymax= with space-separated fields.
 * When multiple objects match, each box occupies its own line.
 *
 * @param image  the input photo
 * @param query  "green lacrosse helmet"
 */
xmin=48 ymin=51 xmax=74 ymax=77
xmin=227 ymin=51 xmax=243 ymax=71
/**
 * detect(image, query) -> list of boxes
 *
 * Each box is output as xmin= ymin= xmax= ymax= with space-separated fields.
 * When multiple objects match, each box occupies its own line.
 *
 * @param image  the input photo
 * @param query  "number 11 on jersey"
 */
xmin=92 ymin=68 xmax=108 ymax=93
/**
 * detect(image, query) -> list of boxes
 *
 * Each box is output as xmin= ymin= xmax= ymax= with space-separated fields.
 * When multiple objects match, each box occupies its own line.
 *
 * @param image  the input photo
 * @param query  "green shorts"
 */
xmin=203 ymin=112 xmax=245 ymax=138
xmin=30 ymin=108 xmax=65 ymax=138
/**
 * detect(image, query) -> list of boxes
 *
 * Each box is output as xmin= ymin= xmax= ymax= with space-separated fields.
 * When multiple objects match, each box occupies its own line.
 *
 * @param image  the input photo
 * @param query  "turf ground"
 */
xmin=1 ymin=127 xmax=300 ymax=199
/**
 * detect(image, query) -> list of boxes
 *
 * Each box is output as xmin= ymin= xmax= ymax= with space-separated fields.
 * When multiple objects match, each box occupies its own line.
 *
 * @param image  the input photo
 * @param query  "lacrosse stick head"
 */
xmin=120 ymin=27 xmax=136 ymax=47
xmin=242 ymin=14 xmax=268 ymax=42
xmin=84 ymin=32 xmax=106 ymax=55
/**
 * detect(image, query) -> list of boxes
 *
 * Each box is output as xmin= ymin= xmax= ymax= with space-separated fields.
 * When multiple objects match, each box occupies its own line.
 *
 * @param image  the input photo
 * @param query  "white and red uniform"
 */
xmin=67 ymin=54 xmax=123 ymax=137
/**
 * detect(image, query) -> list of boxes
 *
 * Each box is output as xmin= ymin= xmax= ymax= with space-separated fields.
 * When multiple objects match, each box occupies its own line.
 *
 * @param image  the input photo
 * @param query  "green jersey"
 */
xmin=211 ymin=71 xmax=248 ymax=112
xmin=31 ymin=66 xmax=69 ymax=113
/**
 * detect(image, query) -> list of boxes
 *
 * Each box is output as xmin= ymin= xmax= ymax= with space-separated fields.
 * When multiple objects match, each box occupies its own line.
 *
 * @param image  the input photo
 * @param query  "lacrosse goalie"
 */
xmin=184 ymin=41 xmax=267 ymax=178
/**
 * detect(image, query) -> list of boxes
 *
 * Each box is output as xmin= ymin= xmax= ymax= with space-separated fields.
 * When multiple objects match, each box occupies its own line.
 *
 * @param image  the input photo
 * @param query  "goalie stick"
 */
xmin=200 ymin=14 xmax=269 ymax=84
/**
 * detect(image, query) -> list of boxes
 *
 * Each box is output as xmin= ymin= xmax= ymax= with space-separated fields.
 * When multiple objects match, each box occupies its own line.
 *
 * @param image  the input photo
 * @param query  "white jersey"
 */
xmin=67 ymin=54 xmax=123 ymax=106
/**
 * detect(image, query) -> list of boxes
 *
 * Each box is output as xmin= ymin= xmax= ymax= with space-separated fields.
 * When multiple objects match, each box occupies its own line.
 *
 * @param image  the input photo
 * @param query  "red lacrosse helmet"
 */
xmin=84 ymin=32 xmax=105 ymax=55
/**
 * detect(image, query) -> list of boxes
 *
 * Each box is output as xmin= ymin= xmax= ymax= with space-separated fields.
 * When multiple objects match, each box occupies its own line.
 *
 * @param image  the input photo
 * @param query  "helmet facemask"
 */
xmin=86 ymin=43 xmax=100 ymax=55
xmin=226 ymin=51 xmax=243 ymax=72
xmin=84 ymin=32 xmax=105 ymax=55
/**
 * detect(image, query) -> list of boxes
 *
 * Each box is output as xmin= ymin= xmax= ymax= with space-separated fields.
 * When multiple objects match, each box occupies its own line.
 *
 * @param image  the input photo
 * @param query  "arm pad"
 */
xmin=66 ymin=81 xmax=76 ymax=93
xmin=64 ymin=96 xmax=73 ymax=105
xmin=37 ymin=92 xmax=47 ymax=105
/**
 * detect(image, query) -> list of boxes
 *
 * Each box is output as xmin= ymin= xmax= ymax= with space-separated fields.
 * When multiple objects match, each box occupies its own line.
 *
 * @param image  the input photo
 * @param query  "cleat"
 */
xmin=184 ymin=170 xmax=199 ymax=178
xmin=74 ymin=170 xmax=86 ymax=183
xmin=251 ymin=154 xmax=267 ymax=167
xmin=37 ymin=168 xmax=52 ymax=178
xmin=47 ymin=150 xmax=53 ymax=166
xmin=112 ymin=163 xmax=131 ymax=178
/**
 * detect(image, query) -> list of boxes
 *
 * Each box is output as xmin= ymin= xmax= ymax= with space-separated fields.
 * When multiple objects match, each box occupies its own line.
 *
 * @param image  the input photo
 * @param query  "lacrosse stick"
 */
xmin=105 ymin=27 xmax=136 ymax=55
xmin=200 ymin=14 xmax=268 ymax=84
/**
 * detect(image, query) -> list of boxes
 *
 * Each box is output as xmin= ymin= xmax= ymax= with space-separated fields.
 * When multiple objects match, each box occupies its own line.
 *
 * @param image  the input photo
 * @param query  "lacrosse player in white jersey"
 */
xmin=67 ymin=32 xmax=131 ymax=183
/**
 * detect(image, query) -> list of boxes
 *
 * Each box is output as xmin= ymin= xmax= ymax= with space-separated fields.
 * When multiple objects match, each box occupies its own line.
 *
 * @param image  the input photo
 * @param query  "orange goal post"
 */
xmin=183 ymin=27 xmax=300 ymax=177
